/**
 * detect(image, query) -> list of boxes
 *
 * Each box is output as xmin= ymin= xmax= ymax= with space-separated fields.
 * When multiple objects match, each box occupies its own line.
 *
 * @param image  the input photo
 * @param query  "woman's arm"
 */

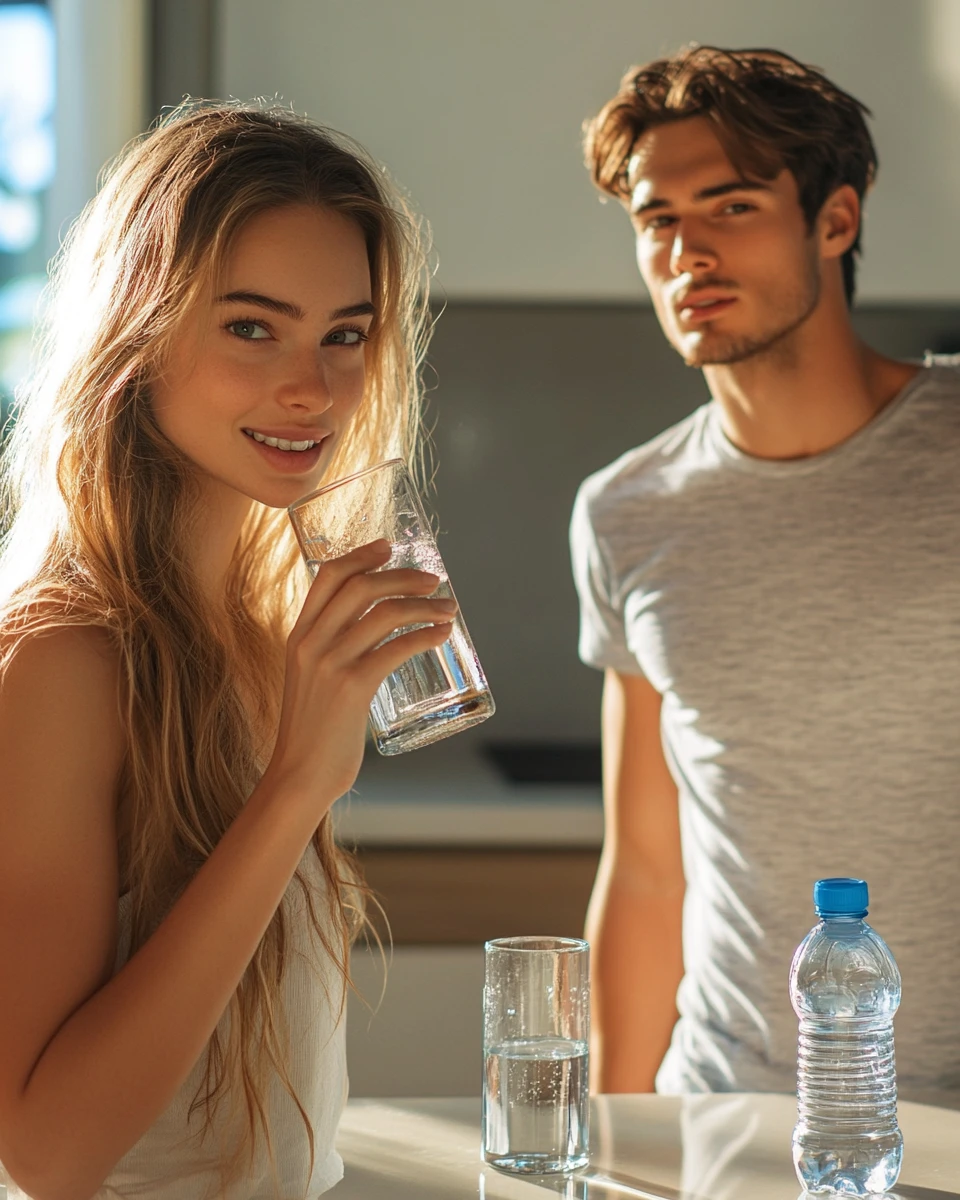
xmin=0 ymin=543 xmax=455 ymax=1200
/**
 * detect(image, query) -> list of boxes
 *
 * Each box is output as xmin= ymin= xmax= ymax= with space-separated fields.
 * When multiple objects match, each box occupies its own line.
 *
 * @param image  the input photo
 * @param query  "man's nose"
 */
xmin=669 ymin=224 xmax=718 ymax=277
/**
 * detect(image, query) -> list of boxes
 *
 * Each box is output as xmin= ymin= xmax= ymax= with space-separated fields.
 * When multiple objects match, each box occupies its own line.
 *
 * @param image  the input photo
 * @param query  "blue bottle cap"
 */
xmin=814 ymin=877 xmax=869 ymax=919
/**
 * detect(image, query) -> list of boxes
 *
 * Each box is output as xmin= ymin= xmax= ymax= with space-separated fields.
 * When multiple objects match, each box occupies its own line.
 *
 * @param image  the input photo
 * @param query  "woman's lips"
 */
xmin=244 ymin=432 xmax=327 ymax=473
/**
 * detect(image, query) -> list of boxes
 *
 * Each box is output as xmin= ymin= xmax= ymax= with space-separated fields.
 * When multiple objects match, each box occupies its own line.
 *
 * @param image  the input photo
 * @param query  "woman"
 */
xmin=0 ymin=103 xmax=453 ymax=1199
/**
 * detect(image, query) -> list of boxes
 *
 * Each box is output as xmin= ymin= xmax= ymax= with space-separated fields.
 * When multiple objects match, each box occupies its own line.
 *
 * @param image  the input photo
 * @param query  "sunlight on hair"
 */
xmin=0 ymin=99 xmax=435 ymax=1198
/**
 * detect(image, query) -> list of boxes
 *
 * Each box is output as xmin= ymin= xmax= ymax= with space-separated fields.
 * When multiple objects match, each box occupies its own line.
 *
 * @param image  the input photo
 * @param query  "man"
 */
xmin=570 ymin=45 xmax=960 ymax=1105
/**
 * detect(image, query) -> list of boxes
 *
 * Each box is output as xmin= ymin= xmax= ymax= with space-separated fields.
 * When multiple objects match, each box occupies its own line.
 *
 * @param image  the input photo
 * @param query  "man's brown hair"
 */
xmin=584 ymin=46 xmax=877 ymax=304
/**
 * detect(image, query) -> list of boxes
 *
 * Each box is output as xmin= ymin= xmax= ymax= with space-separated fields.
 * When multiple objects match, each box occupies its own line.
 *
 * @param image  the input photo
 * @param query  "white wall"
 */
xmin=217 ymin=0 xmax=960 ymax=302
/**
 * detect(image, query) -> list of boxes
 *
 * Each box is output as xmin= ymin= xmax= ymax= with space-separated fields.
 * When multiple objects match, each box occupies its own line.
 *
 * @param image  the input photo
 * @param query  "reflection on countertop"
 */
xmin=332 ymin=729 xmax=603 ymax=847
xmin=334 ymin=1093 xmax=960 ymax=1200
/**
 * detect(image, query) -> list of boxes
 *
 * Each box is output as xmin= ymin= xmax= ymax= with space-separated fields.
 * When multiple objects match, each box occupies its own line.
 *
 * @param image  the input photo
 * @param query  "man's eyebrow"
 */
xmin=215 ymin=292 xmax=376 ymax=321
xmin=695 ymin=180 xmax=772 ymax=201
xmin=631 ymin=179 xmax=772 ymax=215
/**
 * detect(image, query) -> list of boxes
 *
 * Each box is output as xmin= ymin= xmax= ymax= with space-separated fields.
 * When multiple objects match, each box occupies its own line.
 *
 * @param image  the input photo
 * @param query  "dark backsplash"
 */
xmin=425 ymin=302 xmax=960 ymax=746
xmin=484 ymin=741 xmax=603 ymax=785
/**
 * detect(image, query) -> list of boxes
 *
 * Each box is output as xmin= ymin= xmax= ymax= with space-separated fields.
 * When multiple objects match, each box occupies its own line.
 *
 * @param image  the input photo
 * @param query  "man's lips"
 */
xmin=675 ymin=292 xmax=737 ymax=324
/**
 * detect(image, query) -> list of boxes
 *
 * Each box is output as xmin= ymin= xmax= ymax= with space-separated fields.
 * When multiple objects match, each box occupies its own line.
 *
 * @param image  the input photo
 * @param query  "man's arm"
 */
xmin=586 ymin=668 xmax=685 ymax=1093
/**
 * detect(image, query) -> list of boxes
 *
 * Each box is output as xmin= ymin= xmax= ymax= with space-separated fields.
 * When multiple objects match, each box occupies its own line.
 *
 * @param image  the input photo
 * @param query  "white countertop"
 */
xmin=335 ymin=1093 xmax=960 ymax=1199
xmin=332 ymin=734 xmax=603 ymax=848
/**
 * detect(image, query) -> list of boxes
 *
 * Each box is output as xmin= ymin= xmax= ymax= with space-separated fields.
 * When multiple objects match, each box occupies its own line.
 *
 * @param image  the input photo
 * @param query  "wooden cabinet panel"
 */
xmin=354 ymin=847 xmax=601 ymax=945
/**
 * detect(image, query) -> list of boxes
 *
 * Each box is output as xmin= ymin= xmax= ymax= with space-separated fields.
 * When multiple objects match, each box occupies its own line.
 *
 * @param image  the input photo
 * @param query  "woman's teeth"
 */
xmin=244 ymin=429 xmax=319 ymax=452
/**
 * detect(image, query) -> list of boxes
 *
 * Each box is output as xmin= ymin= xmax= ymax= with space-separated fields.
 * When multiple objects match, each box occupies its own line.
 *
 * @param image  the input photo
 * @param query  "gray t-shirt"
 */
xmin=570 ymin=363 xmax=960 ymax=1107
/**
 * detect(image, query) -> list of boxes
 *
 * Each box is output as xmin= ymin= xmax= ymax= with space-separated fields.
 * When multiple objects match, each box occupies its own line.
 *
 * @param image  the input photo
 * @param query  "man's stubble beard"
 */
xmin=677 ymin=252 xmax=822 ymax=370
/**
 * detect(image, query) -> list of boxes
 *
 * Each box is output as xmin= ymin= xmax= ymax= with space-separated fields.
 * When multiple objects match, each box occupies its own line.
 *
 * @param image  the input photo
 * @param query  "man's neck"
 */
xmin=702 ymin=292 xmax=920 ymax=461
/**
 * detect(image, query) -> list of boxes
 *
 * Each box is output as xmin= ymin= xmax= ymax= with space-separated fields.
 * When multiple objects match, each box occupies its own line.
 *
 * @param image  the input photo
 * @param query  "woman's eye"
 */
xmin=227 ymin=319 xmax=271 ymax=340
xmin=325 ymin=328 xmax=367 ymax=347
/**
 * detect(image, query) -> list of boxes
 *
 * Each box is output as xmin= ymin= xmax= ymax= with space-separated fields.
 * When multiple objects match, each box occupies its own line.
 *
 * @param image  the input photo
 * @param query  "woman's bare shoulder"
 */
xmin=1 ymin=615 xmax=119 ymax=666
xmin=0 ymin=620 xmax=125 ymax=767
xmin=0 ymin=621 xmax=127 ymax=1148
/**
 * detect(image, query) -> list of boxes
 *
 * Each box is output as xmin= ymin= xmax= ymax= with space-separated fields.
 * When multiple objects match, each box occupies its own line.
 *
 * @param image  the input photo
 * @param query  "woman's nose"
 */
xmin=276 ymin=358 xmax=335 ymax=413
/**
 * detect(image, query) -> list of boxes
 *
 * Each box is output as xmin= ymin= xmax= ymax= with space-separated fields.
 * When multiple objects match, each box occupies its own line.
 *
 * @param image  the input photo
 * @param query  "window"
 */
xmin=0 ymin=0 xmax=55 ymax=438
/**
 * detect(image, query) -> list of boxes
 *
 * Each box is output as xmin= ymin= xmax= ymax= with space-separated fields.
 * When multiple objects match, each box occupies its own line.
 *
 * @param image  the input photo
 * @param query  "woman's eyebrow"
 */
xmin=216 ymin=290 xmax=304 ymax=319
xmin=216 ymin=291 xmax=376 ymax=321
xmin=330 ymin=301 xmax=376 ymax=320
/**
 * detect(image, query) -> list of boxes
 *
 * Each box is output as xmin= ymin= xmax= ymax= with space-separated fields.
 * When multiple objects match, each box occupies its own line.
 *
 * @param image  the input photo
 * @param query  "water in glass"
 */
xmin=482 ymin=1036 xmax=589 ymax=1174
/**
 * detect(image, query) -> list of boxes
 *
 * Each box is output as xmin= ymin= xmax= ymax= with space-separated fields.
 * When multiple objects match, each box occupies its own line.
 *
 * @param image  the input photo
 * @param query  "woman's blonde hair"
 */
xmin=0 ymin=101 xmax=432 ymax=1194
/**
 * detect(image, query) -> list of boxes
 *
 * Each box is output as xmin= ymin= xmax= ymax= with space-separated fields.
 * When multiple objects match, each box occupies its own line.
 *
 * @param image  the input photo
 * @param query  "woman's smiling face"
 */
xmin=151 ymin=203 xmax=374 ymax=510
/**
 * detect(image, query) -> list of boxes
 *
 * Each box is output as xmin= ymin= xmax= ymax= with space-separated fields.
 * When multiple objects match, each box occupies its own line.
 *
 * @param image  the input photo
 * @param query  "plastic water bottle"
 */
xmin=788 ymin=877 xmax=902 ymax=1196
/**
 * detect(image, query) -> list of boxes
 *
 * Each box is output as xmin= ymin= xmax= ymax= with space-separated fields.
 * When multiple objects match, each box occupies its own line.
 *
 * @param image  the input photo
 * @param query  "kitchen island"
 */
xmin=334 ymin=1092 xmax=960 ymax=1199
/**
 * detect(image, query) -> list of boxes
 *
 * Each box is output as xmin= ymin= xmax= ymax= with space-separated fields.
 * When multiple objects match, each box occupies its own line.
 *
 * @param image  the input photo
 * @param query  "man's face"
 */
xmin=628 ymin=116 xmax=821 ymax=367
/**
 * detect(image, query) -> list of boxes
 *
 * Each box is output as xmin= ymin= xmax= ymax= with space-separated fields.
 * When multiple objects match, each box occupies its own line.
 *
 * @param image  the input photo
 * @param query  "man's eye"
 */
xmin=644 ymin=215 xmax=676 ymax=231
xmin=227 ymin=320 xmax=270 ymax=339
xmin=722 ymin=202 xmax=753 ymax=215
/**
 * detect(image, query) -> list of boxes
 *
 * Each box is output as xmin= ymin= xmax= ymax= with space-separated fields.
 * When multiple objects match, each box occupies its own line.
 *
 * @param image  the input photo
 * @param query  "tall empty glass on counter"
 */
xmin=483 ymin=937 xmax=590 ymax=1174
xmin=288 ymin=458 xmax=495 ymax=755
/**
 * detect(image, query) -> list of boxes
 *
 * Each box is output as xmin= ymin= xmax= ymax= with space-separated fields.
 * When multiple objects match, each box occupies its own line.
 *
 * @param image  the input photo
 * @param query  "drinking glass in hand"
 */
xmin=482 ymin=937 xmax=590 ymax=1174
xmin=288 ymin=458 xmax=495 ymax=755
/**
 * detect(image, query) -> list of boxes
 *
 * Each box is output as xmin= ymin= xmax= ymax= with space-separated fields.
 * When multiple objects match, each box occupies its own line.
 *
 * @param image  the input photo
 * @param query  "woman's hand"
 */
xmin=265 ymin=539 xmax=457 ymax=805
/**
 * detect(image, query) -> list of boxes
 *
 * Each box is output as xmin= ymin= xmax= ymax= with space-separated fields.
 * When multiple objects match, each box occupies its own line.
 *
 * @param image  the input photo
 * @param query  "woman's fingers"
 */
xmin=285 ymin=537 xmax=461 ymax=701
xmin=293 ymin=541 xmax=442 ymax=639
xmin=321 ymin=569 xmax=446 ymax=638
xmin=329 ymin=594 xmax=458 ymax=664
xmin=294 ymin=539 xmax=393 ymax=627
xmin=272 ymin=542 xmax=462 ymax=796
xmin=355 ymin=620 xmax=457 ymax=690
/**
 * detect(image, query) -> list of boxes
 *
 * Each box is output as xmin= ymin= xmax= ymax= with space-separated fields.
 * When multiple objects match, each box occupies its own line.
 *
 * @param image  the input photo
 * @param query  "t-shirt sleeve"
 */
xmin=569 ymin=482 xmax=645 ymax=676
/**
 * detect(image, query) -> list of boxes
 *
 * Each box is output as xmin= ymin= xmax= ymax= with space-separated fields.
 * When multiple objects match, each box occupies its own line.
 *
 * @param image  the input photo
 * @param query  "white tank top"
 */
xmin=16 ymin=846 xmax=350 ymax=1200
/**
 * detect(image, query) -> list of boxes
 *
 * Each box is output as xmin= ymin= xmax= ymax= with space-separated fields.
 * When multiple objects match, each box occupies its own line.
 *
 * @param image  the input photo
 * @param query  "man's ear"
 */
xmin=818 ymin=184 xmax=860 ymax=261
